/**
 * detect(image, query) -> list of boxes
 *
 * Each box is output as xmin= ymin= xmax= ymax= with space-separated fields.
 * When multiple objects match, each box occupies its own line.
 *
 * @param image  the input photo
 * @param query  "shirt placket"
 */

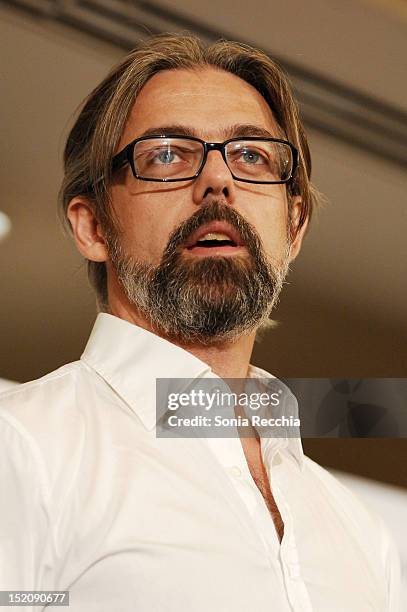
xmin=262 ymin=437 xmax=314 ymax=612
xmin=201 ymin=376 xmax=314 ymax=611
xmin=204 ymin=433 xmax=314 ymax=612
xmin=206 ymin=434 xmax=283 ymax=553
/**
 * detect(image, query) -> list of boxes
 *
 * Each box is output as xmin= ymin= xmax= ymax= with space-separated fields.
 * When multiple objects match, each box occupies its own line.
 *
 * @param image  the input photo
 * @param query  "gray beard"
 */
xmin=106 ymin=200 xmax=291 ymax=345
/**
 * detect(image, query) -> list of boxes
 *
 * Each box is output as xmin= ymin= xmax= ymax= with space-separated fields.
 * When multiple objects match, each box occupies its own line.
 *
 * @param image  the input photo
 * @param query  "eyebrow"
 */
xmin=137 ymin=123 xmax=278 ymax=140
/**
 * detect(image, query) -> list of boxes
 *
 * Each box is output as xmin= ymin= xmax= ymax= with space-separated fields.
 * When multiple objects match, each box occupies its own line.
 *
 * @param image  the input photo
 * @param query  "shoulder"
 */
xmin=0 ymin=358 xmax=105 ymax=424
xmin=302 ymin=454 xmax=382 ymax=528
xmin=0 ymin=360 xmax=83 ymax=404
xmin=0 ymin=361 xmax=85 ymax=441
xmin=0 ymin=361 xmax=95 ymax=499
xmin=302 ymin=455 xmax=402 ymax=609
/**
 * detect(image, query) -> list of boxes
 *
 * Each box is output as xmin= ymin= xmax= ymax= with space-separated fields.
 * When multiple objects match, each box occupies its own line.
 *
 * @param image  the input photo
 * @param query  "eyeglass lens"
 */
xmin=133 ymin=138 xmax=293 ymax=182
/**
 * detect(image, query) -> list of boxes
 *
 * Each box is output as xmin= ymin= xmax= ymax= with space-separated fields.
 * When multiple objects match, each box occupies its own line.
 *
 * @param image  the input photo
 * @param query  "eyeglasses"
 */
xmin=111 ymin=135 xmax=298 ymax=185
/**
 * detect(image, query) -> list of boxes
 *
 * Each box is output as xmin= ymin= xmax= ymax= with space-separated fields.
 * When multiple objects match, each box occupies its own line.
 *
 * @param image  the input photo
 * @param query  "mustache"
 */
xmin=163 ymin=200 xmax=264 ymax=259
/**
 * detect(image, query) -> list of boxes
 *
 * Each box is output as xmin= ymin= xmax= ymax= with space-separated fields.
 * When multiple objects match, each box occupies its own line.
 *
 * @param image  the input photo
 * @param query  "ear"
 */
xmin=288 ymin=195 xmax=309 ymax=262
xmin=67 ymin=197 xmax=108 ymax=262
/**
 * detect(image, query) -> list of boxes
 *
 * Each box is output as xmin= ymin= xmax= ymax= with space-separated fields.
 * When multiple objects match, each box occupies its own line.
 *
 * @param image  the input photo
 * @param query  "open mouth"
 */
xmin=183 ymin=223 xmax=246 ymax=256
xmin=188 ymin=232 xmax=238 ymax=249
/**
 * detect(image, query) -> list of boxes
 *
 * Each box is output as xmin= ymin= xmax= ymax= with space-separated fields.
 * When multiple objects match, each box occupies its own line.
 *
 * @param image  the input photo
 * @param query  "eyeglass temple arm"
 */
xmin=111 ymin=147 xmax=130 ymax=173
xmin=89 ymin=147 xmax=130 ymax=191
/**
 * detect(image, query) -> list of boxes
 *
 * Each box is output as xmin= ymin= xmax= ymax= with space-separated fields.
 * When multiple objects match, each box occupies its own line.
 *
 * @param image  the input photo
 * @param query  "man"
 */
xmin=0 ymin=35 xmax=401 ymax=611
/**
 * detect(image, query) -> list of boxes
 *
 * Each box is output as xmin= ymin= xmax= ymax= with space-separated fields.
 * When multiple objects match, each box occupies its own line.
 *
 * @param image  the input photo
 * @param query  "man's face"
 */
xmin=105 ymin=67 xmax=299 ymax=344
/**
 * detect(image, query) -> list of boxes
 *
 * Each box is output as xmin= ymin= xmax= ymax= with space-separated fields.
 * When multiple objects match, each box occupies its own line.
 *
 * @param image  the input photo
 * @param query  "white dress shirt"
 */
xmin=0 ymin=378 xmax=18 ymax=392
xmin=0 ymin=313 xmax=401 ymax=611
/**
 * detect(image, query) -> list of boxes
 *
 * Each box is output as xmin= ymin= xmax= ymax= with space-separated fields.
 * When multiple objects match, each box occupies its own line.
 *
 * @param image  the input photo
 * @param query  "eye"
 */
xmin=152 ymin=148 xmax=180 ymax=165
xmin=230 ymin=146 xmax=269 ymax=166
xmin=240 ymin=148 xmax=264 ymax=164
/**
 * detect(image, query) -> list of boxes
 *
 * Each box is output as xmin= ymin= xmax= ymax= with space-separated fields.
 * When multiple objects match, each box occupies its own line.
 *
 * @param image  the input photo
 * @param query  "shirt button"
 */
xmin=229 ymin=465 xmax=242 ymax=478
xmin=273 ymin=453 xmax=282 ymax=466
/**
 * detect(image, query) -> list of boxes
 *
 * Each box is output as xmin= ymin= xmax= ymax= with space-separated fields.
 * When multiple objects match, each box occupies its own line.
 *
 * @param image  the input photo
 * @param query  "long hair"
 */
xmin=59 ymin=34 xmax=320 ymax=309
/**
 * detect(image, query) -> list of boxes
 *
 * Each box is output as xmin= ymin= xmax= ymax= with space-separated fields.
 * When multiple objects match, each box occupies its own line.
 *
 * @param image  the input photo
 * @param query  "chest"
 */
xmin=59 ymin=429 xmax=388 ymax=611
xmin=243 ymin=444 xmax=285 ymax=542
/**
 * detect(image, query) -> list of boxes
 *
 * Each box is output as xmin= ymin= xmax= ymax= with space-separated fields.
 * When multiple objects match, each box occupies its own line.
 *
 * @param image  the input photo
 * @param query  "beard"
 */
xmin=105 ymin=200 xmax=292 ymax=345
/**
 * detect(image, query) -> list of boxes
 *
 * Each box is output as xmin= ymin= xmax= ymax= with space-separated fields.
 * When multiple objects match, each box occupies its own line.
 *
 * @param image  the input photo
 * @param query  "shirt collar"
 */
xmin=81 ymin=313 xmax=303 ymax=469
xmin=248 ymin=364 xmax=304 ymax=470
xmin=81 ymin=313 xmax=211 ymax=430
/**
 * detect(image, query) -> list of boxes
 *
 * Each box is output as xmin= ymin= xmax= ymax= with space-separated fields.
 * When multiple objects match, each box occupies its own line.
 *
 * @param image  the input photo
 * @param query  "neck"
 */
xmin=107 ymin=290 xmax=256 ymax=379
xmin=174 ymin=334 xmax=255 ymax=379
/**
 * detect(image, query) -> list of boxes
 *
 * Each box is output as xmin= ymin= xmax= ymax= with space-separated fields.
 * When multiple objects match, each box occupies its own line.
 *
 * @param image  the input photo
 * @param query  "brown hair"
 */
xmin=59 ymin=34 xmax=319 ymax=309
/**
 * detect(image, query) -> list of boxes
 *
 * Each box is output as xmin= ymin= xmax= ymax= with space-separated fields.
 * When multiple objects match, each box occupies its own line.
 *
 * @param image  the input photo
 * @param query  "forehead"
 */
xmin=119 ymin=67 xmax=280 ymax=147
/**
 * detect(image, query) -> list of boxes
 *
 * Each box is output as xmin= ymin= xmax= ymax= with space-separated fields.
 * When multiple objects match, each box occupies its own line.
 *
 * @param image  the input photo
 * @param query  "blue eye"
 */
xmin=156 ymin=149 xmax=176 ymax=164
xmin=241 ymin=150 xmax=261 ymax=164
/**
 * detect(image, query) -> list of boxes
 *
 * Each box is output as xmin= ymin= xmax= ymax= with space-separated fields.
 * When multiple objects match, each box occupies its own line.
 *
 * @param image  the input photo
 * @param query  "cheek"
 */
xmin=247 ymin=195 xmax=290 ymax=257
xmin=260 ymin=224 xmax=290 ymax=263
xmin=109 ymin=189 xmax=189 ymax=264
xmin=109 ymin=190 xmax=161 ymax=261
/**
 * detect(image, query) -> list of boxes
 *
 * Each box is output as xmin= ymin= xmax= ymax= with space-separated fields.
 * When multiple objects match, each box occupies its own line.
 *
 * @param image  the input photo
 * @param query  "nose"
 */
xmin=192 ymin=149 xmax=236 ymax=205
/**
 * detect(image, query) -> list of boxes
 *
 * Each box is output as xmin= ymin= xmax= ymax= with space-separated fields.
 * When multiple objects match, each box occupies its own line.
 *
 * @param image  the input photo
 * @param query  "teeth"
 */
xmin=198 ymin=232 xmax=232 ymax=241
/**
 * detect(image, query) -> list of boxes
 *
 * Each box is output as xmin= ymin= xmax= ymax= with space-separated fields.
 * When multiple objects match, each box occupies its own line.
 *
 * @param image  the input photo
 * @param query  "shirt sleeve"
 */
xmin=0 ymin=413 xmax=52 ymax=599
xmin=378 ymin=513 xmax=402 ymax=612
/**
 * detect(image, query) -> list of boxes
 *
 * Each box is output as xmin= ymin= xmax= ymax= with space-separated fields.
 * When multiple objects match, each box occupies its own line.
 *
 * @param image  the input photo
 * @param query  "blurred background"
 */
xmin=0 ymin=0 xmax=406 ymax=595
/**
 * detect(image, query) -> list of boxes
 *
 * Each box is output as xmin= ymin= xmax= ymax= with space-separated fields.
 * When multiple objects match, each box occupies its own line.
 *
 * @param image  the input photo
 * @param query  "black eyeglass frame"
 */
xmin=111 ymin=134 xmax=299 ymax=185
